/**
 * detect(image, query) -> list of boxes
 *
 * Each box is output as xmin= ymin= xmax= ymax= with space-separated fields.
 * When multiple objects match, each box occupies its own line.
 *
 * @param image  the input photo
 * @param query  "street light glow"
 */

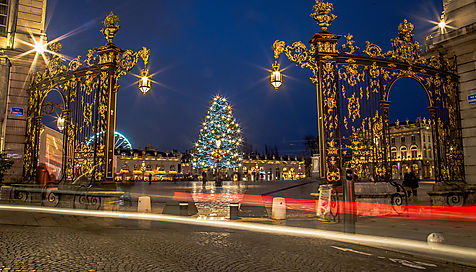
xmin=33 ymin=38 xmax=47 ymax=54
xmin=438 ymin=17 xmax=447 ymax=34
xmin=56 ymin=116 xmax=65 ymax=132
xmin=270 ymin=61 xmax=283 ymax=90
xmin=138 ymin=68 xmax=151 ymax=95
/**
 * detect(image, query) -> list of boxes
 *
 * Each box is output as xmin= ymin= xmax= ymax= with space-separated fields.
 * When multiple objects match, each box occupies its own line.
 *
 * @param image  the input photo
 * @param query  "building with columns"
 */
xmin=425 ymin=0 xmax=476 ymax=183
xmin=182 ymin=153 xmax=306 ymax=181
xmin=114 ymin=148 xmax=181 ymax=181
xmin=0 ymin=0 xmax=47 ymax=182
xmin=389 ymin=118 xmax=434 ymax=180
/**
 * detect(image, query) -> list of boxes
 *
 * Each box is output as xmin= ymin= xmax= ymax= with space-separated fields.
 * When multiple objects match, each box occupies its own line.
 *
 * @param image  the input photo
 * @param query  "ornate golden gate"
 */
xmin=272 ymin=1 xmax=464 ymax=183
xmin=24 ymin=13 xmax=151 ymax=183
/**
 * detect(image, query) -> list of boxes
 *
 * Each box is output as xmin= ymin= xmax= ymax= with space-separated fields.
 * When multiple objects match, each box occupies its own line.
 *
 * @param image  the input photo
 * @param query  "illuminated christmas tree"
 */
xmin=192 ymin=95 xmax=243 ymax=170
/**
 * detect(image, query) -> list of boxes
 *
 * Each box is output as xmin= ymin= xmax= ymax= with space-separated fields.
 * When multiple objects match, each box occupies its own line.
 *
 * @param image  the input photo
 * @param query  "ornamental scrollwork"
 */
xmin=310 ymin=0 xmax=337 ymax=32
xmin=340 ymin=34 xmax=359 ymax=55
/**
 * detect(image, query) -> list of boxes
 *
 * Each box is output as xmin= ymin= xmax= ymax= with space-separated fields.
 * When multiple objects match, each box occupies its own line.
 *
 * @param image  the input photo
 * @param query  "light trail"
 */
xmin=0 ymin=204 xmax=475 ymax=266
xmin=173 ymin=192 xmax=476 ymax=221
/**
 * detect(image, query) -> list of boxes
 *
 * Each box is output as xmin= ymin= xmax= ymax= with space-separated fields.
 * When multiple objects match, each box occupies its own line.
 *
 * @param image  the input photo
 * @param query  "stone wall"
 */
xmin=426 ymin=0 xmax=476 ymax=184
xmin=0 ymin=0 xmax=47 ymax=183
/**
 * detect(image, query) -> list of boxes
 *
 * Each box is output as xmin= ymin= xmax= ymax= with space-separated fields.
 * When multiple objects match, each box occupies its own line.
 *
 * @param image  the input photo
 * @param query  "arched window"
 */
xmin=391 ymin=147 xmax=397 ymax=160
xmin=400 ymin=146 xmax=407 ymax=160
xmin=411 ymin=146 xmax=418 ymax=159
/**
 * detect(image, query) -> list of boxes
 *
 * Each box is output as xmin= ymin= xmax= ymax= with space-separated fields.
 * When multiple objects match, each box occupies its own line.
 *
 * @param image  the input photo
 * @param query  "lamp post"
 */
xmin=269 ymin=0 xmax=337 ymax=180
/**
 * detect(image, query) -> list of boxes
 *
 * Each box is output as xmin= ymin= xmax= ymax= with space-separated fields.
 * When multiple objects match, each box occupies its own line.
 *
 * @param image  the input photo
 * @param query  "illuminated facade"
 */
xmin=38 ymin=125 xmax=63 ymax=181
xmin=238 ymin=154 xmax=306 ymax=181
xmin=114 ymin=148 xmax=181 ymax=181
xmin=0 ymin=0 xmax=47 ymax=182
xmin=183 ymin=153 xmax=306 ymax=181
xmin=389 ymin=117 xmax=434 ymax=179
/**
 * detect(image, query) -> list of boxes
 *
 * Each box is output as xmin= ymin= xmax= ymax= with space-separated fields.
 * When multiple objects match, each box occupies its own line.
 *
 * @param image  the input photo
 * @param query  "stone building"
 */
xmin=182 ymin=153 xmax=306 ymax=181
xmin=38 ymin=125 xmax=62 ymax=181
xmin=389 ymin=118 xmax=434 ymax=180
xmin=425 ymin=0 xmax=476 ymax=183
xmin=114 ymin=148 xmax=181 ymax=181
xmin=0 ymin=0 xmax=47 ymax=182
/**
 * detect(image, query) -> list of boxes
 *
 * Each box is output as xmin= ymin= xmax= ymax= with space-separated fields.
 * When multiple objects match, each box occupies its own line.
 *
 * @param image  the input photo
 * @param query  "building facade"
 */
xmin=425 ymin=0 xmax=476 ymax=183
xmin=38 ymin=125 xmax=62 ymax=181
xmin=114 ymin=148 xmax=181 ymax=181
xmin=389 ymin=118 xmax=434 ymax=180
xmin=0 ymin=0 xmax=47 ymax=182
xmin=182 ymin=153 xmax=306 ymax=181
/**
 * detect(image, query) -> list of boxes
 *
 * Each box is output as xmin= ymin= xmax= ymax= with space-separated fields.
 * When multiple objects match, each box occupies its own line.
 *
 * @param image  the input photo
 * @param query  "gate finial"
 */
xmin=310 ymin=0 xmax=337 ymax=32
xmin=101 ymin=12 xmax=120 ymax=44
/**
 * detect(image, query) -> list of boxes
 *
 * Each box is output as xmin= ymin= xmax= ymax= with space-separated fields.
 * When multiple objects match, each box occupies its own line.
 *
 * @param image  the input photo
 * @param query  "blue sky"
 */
xmin=44 ymin=0 xmax=444 ymax=155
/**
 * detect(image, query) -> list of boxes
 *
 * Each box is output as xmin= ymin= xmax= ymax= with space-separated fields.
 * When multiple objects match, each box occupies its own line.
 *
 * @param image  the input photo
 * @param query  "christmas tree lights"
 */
xmin=192 ymin=95 xmax=243 ymax=169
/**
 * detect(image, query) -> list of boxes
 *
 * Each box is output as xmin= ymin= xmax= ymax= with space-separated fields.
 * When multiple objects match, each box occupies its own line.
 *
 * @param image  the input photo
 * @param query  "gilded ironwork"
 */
xmin=310 ymin=0 xmax=337 ymax=32
xmin=24 ymin=13 xmax=151 ymax=184
xmin=272 ymin=1 xmax=464 ymax=183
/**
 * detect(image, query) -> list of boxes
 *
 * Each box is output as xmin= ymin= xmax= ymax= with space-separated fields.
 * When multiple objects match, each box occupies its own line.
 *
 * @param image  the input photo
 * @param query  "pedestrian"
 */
xmin=402 ymin=172 xmax=411 ymax=196
xmin=409 ymin=171 xmax=419 ymax=198
xmin=202 ymin=171 xmax=207 ymax=185
xmin=403 ymin=171 xmax=419 ymax=198
xmin=149 ymin=173 xmax=152 ymax=185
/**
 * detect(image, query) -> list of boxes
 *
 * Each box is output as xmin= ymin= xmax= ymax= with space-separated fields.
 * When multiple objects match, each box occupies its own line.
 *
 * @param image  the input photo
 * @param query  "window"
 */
xmin=0 ymin=0 xmax=8 ymax=37
xmin=400 ymin=146 xmax=407 ymax=160
xmin=423 ymin=135 xmax=426 ymax=143
xmin=411 ymin=147 xmax=418 ymax=158
xmin=391 ymin=147 xmax=397 ymax=160
xmin=411 ymin=135 xmax=416 ymax=142
xmin=391 ymin=138 xmax=395 ymax=145
xmin=401 ymin=137 xmax=406 ymax=143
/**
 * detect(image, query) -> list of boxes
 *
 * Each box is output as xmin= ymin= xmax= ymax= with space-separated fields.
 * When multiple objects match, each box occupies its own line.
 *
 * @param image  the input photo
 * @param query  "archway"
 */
xmin=38 ymin=90 xmax=65 ymax=185
xmin=387 ymin=77 xmax=433 ymax=180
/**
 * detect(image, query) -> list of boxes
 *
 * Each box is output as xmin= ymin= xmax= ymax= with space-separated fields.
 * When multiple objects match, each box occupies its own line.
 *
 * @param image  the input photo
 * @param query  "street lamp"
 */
xmin=270 ymin=61 xmax=283 ymax=90
xmin=138 ymin=67 xmax=151 ymax=95
xmin=137 ymin=46 xmax=152 ymax=95
xmin=438 ymin=14 xmax=447 ymax=34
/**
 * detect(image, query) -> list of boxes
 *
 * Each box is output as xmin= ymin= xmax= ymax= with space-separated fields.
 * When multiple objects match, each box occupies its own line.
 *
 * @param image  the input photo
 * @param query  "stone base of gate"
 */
xmin=0 ymin=184 xmax=124 ymax=211
xmin=428 ymin=183 xmax=476 ymax=206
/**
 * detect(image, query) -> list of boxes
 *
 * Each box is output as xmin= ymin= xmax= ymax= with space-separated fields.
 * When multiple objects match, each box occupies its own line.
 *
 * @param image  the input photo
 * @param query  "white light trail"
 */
xmin=0 ymin=204 xmax=474 ymax=266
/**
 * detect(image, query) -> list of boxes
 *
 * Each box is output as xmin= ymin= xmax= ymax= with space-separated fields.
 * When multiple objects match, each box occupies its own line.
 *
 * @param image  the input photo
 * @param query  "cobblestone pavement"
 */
xmin=0 ymin=213 xmax=472 ymax=272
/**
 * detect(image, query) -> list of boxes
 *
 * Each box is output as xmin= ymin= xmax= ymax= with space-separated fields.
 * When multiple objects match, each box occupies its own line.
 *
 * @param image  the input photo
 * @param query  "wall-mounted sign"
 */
xmin=469 ymin=94 xmax=476 ymax=105
xmin=10 ymin=108 xmax=23 ymax=116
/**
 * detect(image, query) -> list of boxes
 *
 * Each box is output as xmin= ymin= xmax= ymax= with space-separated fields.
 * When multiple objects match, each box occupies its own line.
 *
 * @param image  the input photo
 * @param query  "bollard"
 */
xmin=229 ymin=203 xmax=239 ymax=220
xmin=138 ymin=196 xmax=151 ymax=213
xmin=179 ymin=202 xmax=189 ymax=216
xmin=427 ymin=233 xmax=445 ymax=244
xmin=271 ymin=197 xmax=286 ymax=220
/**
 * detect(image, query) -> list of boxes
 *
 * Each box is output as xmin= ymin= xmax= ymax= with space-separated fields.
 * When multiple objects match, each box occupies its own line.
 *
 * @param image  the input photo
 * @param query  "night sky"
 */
xmin=44 ymin=0 xmax=443 ymax=155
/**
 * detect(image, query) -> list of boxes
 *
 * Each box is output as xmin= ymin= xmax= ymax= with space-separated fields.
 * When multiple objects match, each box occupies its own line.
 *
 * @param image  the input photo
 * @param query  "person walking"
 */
xmin=409 ymin=171 xmax=419 ymax=198
xmin=149 ymin=173 xmax=152 ymax=185
xmin=202 ymin=171 xmax=207 ymax=185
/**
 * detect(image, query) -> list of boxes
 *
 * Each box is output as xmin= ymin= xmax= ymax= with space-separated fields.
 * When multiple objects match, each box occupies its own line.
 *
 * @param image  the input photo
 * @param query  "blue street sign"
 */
xmin=469 ymin=94 xmax=476 ymax=104
xmin=10 ymin=108 xmax=23 ymax=116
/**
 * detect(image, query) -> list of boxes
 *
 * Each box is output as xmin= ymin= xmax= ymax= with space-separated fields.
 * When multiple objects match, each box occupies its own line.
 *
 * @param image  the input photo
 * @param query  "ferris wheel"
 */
xmin=86 ymin=131 xmax=132 ymax=150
